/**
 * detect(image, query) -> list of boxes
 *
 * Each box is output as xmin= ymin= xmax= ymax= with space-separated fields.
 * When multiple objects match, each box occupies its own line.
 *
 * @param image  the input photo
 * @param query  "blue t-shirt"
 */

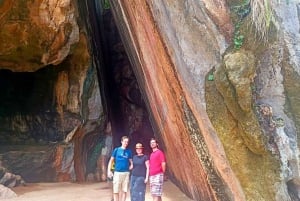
xmin=112 ymin=147 xmax=132 ymax=172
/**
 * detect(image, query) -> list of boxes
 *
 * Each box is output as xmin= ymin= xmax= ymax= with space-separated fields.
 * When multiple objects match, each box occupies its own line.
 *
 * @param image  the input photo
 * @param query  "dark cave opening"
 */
xmin=0 ymin=67 xmax=69 ymax=145
xmin=0 ymin=68 xmax=57 ymax=117
xmin=0 ymin=0 xmax=155 ymax=184
xmin=81 ymin=0 xmax=155 ymax=154
xmin=102 ymin=10 xmax=155 ymax=154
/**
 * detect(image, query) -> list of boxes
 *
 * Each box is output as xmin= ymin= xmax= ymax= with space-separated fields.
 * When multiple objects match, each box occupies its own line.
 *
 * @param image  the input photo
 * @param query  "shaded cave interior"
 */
xmin=0 ymin=6 xmax=155 ymax=182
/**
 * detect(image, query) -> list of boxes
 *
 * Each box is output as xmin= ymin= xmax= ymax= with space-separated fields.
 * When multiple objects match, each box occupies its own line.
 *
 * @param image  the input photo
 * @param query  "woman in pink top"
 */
xmin=149 ymin=138 xmax=166 ymax=201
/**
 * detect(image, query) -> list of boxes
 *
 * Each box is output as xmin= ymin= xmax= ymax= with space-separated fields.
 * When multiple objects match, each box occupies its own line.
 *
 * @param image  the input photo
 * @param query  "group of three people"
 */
xmin=107 ymin=136 xmax=166 ymax=201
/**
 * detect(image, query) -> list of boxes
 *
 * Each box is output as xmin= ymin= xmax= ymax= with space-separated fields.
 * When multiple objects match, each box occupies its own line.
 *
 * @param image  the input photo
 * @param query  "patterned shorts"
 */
xmin=150 ymin=173 xmax=164 ymax=196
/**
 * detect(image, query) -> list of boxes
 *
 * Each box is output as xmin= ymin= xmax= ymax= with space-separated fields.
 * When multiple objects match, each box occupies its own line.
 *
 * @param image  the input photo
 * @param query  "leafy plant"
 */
xmin=103 ymin=0 xmax=110 ymax=9
xmin=208 ymin=72 xmax=214 ymax=81
xmin=234 ymin=31 xmax=245 ymax=50
xmin=231 ymin=0 xmax=250 ymax=49
xmin=250 ymin=0 xmax=276 ymax=42
xmin=231 ymin=0 xmax=278 ymax=47
xmin=232 ymin=0 xmax=251 ymax=19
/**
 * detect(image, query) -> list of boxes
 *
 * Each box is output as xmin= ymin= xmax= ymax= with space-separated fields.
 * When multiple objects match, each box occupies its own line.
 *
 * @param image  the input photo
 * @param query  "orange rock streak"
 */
xmin=110 ymin=0 xmax=244 ymax=200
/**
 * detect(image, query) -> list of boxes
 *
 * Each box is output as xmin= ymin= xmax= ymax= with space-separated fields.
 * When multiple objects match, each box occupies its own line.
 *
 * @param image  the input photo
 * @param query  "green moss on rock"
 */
xmin=205 ymin=50 xmax=281 ymax=201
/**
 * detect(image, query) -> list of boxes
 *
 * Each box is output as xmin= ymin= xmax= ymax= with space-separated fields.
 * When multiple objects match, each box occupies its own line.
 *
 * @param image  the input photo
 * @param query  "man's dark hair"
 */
xmin=150 ymin=138 xmax=159 ymax=147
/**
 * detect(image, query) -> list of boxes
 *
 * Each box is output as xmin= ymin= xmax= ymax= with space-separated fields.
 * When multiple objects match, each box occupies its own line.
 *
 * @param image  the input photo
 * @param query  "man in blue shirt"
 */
xmin=107 ymin=136 xmax=133 ymax=201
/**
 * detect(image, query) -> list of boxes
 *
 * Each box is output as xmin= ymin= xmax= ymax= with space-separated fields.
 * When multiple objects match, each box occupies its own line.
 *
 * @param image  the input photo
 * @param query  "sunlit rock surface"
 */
xmin=0 ymin=0 xmax=79 ymax=72
xmin=1 ymin=0 xmax=300 ymax=201
xmin=110 ymin=0 xmax=300 ymax=200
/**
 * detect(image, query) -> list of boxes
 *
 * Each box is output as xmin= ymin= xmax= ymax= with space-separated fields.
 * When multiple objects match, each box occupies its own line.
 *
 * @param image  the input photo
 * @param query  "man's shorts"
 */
xmin=113 ymin=171 xmax=130 ymax=193
xmin=150 ymin=173 xmax=164 ymax=196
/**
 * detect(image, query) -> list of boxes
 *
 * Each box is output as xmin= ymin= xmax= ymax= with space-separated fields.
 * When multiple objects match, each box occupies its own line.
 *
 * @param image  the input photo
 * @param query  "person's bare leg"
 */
xmin=155 ymin=196 xmax=162 ymax=201
xmin=113 ymin=193 xmax=119 ymax=201
xmin=120 ymin=191 xmax=127 ymax=201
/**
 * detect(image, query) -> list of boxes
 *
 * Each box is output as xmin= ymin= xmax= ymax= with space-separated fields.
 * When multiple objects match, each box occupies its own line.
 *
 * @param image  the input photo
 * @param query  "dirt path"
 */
xmin=1 ymin=181 xmax=193 ymax=201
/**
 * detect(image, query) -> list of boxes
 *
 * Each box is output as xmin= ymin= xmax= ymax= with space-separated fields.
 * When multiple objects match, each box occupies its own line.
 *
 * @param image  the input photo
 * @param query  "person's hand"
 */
xmin=129 ymin=164 xmax=133 ymax=170
xmin=144 ymin=178 xmax=148 ymax=183
xmin=107 ymin=170 xmax=113 ymax=179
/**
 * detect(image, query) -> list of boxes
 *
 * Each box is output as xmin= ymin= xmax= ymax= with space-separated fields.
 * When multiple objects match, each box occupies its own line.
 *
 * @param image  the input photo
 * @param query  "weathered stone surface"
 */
xmin=0 ymin=146 xmax=56 ymax=182
xmin=0 ymin=167 xmax=25 ymax=188
xmin=0 ymin=0 xmax=79 ymax=72
xmin=110 ymin=1 xmax=243 ymax=200
xmin=215 ymin=51 xmax=265 ymax=154
xmin=0 ymin=184 xmax=17 ymax=199
xmin=210 ymin=51 xmax=281 ymax=201
xmin=110 ymin=0 xmax=300 ymax=200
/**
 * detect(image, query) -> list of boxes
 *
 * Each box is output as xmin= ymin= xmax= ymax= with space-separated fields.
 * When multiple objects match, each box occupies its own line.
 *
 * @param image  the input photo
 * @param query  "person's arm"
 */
xmin=107 ymin=157 xmax=114 ymax=178
xmin=129 ymin=158 xmax=133 ymax=170
xmin=161 ymin=151 xmax=166 ymax=173
xmin=161 ymin=161 xmax=166 ymax=173
xmin=128 ymin=150 xmax=133 ymax=170
xmin=145 ymin=160 xmax=149 ymax=183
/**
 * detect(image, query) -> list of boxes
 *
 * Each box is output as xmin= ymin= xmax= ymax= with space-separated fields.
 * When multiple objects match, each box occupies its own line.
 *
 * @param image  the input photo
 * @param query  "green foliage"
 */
xmin=103 ymin=0 xmax=110 ymax=9
xmin=232 ymin=0 xmax=251 ymax=19
xmin=233 ymin=23 xmax=244 ymax=49
xmin=231 ymin=0 xmax=250 ymax=50
xmin=208 ymin=73 xmax=214 ymax=81
xmin=234 ymin=32 xmax=244 ymax=50
xmin=231 ymin=0 xmax=278 ymax=47
xmin=250 ymin=0 xmax=278 ymax=42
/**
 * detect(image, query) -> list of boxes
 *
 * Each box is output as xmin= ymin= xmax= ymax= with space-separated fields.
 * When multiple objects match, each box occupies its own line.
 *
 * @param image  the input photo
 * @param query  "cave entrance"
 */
xmin=86 ymin=2 xmax=156 ymax=154
xmin=0 ymin=1 xmax=154 ymax=185
xmin=0 ymin=67 xmax=64 ymax=145
xmin=0 ymin=1 xmax=155 ymax=184
xmin=100 ymin=9 xmax=155 ymax=155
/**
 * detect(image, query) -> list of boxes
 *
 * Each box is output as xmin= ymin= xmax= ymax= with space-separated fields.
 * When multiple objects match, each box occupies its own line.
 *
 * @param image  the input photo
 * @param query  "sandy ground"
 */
xmin=1 ymin=181 xmax=193 ymax=201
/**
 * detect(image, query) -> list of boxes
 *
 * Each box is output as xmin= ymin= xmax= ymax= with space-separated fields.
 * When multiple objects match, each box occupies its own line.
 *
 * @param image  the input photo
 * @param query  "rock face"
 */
xmin=0 ymin=0 xmax=104 ymax=185
xmin=0 ymin=0 xmax=79 ymax=72
xmin=110 ymin=0 xmax=300 ymax=200
xmin=1 ymin=0 xmax=300 ymax=201
xmin=0 ymin=184 xmax=17 ymax=199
